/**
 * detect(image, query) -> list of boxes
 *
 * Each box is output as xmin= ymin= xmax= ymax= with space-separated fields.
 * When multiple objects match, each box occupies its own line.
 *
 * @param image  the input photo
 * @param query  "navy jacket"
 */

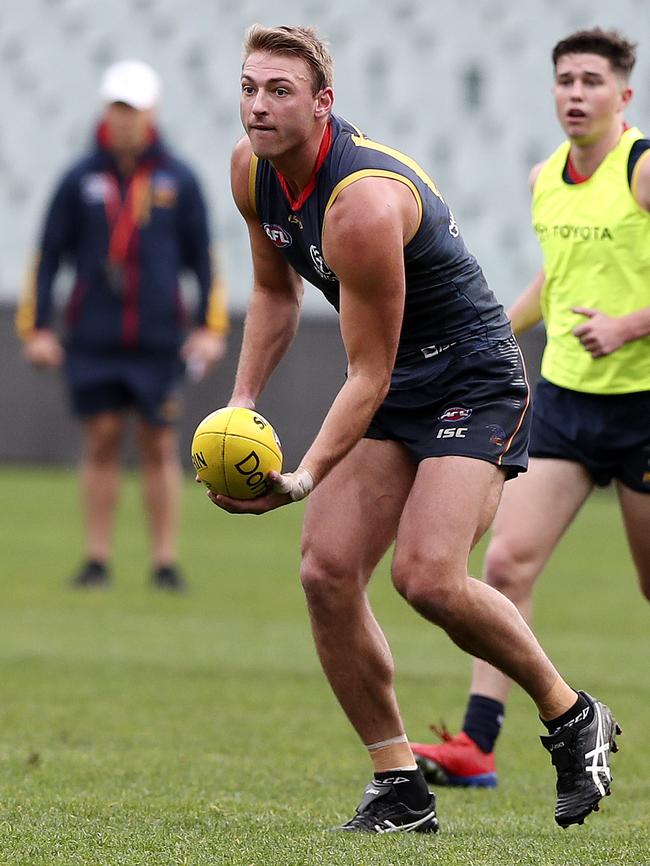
xmin=19 ymin=127 xmax=226 ymax=355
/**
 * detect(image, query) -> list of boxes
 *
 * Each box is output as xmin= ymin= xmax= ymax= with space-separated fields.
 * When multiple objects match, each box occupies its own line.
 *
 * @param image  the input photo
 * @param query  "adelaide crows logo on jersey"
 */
xmin=151 ymin=172 xmax=178 ymax=208
xmin=310 ymin=245 xmax=337 ymax=281
xmin=263 ymin=224 xmax=292 ymax=248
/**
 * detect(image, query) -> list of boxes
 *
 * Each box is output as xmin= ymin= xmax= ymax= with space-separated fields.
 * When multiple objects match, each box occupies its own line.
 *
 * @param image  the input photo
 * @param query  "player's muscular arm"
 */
xmin=296 ymin=177 xmax=415 ymax=485
xmin=508 ymin=269 xmax=545 ymax=335
xmin=229 ymin=137 xmax=304 ymax=408
xmin=210 ymin=176 xmax=413 ymax=515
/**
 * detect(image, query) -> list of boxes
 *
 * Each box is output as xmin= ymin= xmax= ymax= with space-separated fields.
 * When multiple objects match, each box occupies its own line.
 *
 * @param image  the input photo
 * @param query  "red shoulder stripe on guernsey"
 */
xmin=275 ymin=121 xmax=333 ymax=211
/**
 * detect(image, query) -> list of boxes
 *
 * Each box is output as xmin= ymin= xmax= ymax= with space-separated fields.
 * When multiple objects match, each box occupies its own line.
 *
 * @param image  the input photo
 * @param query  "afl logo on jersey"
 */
xmin=310 ymin=245 xmax=337 ymax=281
xmin=263 ymin=224 xmax=292 ymax=248
xmin=440 ymin=406 xmax=472 ymax=423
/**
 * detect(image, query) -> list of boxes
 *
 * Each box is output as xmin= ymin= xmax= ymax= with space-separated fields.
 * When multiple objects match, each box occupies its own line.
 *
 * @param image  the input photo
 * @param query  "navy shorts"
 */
xmin=530 ymin=379 xmax=650 ymax=493
xmin=365 ymin=335 xmax=531 ymax=478
xmin=64 ymin=351 xmax=185 ymax=426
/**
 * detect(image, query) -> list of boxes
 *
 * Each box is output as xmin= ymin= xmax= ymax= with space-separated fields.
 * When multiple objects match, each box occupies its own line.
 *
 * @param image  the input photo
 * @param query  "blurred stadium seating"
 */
xmin=0 ymin=0 xmax=647 ymax=463
xmin=1 ymin=0 xmax=649 ymax=309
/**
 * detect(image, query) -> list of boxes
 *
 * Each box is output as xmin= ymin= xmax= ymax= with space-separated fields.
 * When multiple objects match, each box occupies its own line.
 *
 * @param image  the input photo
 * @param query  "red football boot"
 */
xmin=411 ymin=727 xmax=497 ymax=788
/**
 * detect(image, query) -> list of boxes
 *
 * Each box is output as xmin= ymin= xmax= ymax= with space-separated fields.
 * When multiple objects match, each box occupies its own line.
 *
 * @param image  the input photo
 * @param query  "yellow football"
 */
xmin=191 ymin=407 xmax=283 ymax=499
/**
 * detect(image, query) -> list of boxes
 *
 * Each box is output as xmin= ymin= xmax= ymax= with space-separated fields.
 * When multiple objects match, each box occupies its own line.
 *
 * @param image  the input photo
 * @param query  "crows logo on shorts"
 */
xmin=440 ymin=407 xmax=472 ymax=423
xmin=486 ymin=424 xmax=506 ymax=447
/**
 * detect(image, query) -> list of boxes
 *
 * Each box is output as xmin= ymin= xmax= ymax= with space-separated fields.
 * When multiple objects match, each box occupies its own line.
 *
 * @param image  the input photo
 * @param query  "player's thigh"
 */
xmin=615 ymin=482 xmax=650 ymax=597
xmin=301 ymin=438 xmax=416 ymax=584
xmin=392 ymin=455 xmax=505 ymax=589
xmin=489 ymin=457 xmax=594 ymax=568
xmin=81 ymin=411 xmax=127 ymax=460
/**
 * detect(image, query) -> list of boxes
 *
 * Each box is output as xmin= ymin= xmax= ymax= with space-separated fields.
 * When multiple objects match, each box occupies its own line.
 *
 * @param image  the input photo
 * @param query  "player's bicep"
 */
xmin=323 ymin=183 xmax=407 ymax=379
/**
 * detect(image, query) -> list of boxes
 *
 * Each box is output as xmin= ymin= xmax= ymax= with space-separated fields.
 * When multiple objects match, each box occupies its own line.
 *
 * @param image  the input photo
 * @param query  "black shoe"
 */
xmin=336 ymin=776 xmax=439 ymax=834
xmin=70 ymin=560 xmax=110 ymax=588
xmin=541 ymin=691 xmax=621 ymax=828
xmin=152 ymin=564 xmax=187 ymax=592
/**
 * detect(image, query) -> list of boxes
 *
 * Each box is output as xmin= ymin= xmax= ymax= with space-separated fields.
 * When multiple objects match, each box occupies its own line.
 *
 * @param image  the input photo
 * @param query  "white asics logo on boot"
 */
xmin=584 ymin=703 xmax=611 ymax=796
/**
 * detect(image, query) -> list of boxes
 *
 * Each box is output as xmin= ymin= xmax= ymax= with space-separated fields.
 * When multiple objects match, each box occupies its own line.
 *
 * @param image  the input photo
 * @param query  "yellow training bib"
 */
xmin=532 ymin=127 xmax=650 ymax=393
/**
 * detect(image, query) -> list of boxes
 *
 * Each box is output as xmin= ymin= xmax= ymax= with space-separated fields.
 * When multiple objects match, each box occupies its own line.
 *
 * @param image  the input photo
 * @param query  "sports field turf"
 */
xmin=0 ymin=465 xmax=648 ymax=865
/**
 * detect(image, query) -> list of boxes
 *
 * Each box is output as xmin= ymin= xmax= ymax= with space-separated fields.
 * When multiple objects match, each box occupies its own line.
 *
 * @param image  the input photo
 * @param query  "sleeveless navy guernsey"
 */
xmin=250 ymin=115 xmax=511 ymax=362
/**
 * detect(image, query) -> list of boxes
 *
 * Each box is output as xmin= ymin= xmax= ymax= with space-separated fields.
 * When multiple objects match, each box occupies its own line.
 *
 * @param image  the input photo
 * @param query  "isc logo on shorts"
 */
xmin=437 ymin=427 xmax=468 ymax=439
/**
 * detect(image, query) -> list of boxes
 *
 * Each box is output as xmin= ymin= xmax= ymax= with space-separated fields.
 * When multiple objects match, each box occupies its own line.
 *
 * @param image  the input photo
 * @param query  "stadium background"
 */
xmin=1 ymin=0 xmax=649 ymax=466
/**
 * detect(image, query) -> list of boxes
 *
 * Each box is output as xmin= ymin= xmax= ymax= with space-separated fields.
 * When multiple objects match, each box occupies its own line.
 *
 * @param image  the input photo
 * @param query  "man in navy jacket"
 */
xmin=17 ymin=60 xmax=228 ymax=590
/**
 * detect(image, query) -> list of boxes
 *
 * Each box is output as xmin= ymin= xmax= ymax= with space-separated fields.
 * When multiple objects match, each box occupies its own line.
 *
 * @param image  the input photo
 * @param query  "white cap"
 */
xmin=100 ymin=60 xmax=161 ymax=110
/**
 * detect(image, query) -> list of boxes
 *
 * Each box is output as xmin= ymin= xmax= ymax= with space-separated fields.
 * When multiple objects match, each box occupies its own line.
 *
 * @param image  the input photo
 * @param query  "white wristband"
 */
xmin=272 ymin=467 xmax=314 ymax=502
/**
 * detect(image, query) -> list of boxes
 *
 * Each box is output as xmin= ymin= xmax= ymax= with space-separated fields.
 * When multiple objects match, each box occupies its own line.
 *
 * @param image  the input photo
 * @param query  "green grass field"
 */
xmin=0 ymin=465 xmax=649 ymax=865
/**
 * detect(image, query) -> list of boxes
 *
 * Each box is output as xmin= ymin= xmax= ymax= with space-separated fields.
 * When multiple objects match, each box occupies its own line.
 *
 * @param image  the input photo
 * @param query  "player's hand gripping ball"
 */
xmin=191 ymin=407 xmax=283 ymax=499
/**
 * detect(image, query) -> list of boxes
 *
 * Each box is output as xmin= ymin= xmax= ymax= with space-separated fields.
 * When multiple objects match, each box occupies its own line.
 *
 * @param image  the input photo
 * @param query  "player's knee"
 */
xmin=299 ymin=550 xmax=355 ymax=612
xmin=143 ymin=442 xmax=178 ymax=468
xmin=391 ymin=551 xmax=413 ymax=600
xmin=392 ymin=550 xmax=461 ymax=625
xmin=85 ymin=432 xmax=120 ymax=465
xmin=483 ymin=537 xmax=538 ymax=601
xmin=139 ymin=428 xmax=178 ymax=466
xmin=396 ymin=575 xmax=462 ymax=628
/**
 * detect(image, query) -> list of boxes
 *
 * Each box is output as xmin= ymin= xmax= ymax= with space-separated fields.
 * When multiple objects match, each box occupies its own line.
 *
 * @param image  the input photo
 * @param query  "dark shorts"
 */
xmin=64 ymin=352 xmax=184 ymax=426
xmin=530 ymin=379 xmax=650 ymax=493
xmin=365 ymin=335 xmax=531 ymax=478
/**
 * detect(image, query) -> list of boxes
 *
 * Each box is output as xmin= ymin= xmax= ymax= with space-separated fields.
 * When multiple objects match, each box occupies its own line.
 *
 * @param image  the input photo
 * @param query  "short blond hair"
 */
xmin=243 ymin=24 xmax=334 ymax=93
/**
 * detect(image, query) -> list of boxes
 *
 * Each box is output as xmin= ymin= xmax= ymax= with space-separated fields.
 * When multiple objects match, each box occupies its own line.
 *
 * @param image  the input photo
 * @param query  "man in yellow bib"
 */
xmin=412 ymin=27 xmax=650 ymax=805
